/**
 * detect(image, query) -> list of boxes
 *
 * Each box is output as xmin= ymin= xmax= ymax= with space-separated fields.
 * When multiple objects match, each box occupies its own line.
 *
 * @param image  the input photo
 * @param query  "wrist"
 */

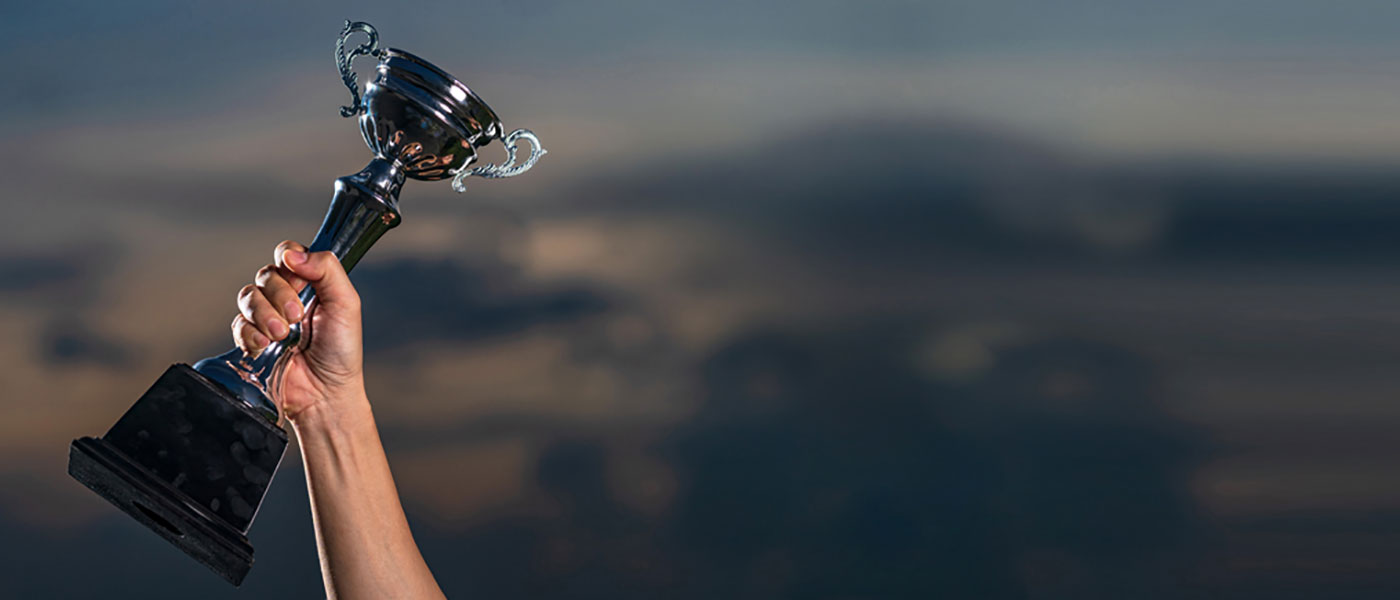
xmin=288 ymin=385 xmax=374 ymax=441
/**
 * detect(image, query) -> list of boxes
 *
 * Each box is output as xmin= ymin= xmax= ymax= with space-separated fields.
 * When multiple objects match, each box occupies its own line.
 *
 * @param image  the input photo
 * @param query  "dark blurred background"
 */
xmin=4 ymin=1 xmax=1400 ymax=598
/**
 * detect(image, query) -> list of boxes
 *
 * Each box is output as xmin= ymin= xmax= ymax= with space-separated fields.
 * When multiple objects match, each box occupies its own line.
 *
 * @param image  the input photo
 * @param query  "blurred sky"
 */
xmin=6 ymin=1 xmax=1400 ymax=598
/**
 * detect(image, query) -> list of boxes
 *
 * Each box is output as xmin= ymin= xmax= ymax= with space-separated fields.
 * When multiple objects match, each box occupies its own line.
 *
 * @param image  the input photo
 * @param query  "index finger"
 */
xmin=273 ymin=240 xmax=310 ymax=292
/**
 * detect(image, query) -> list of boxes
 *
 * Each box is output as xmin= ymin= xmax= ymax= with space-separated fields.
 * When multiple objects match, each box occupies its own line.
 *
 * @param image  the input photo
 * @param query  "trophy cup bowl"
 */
xmin=362 ymin=48 xmax=503 ymax=180
xmin=66 ymin=21 xmax=544 ymax=586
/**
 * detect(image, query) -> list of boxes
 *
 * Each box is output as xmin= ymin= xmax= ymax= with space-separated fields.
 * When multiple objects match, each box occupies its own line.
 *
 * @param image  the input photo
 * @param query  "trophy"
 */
xmin=66 ymin=21 xmax=545 ymax=586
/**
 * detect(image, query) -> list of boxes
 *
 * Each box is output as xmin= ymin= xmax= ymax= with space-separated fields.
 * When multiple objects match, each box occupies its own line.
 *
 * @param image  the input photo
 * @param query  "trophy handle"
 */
xmin=336 ymin=20 xmax=382 ymax=118
xmin=451 ymin=128 xmax=548 ymax=192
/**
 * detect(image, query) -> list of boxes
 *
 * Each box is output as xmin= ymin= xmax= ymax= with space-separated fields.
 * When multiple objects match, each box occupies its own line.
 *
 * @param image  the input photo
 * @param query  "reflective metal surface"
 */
xmin=336 ymin=21 xmax=381 ymax=118
xmin=193 ymin=159 xmax=405 ymax=421
xmin=193 ymin=21 xmax=547 ymax=423
xmin=452 ymin=128 xmax=548 ymax=191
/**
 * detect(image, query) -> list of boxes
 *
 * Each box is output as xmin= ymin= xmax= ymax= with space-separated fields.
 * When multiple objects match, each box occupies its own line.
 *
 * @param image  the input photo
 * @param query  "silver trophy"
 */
xmin=67 ymin=21 xmax=545 ymax=585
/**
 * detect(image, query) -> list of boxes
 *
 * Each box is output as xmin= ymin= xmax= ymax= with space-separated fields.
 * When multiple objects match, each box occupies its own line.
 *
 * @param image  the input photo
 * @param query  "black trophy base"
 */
xmin=68 ymin=436 xmax=257 ymax=584
xmin=68 ymin=364 xmax=288 ymax=586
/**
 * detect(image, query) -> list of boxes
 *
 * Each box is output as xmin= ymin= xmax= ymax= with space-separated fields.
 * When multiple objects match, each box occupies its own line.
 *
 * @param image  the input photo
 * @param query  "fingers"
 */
xmin=231 ymin=240 xmax=356 ymax=357
xmin=256 ymin=264 xmax=303 ymax=324
xmin=238 ymin=282 xmax=289 ymax=343
xmin=282 ymin=248 xmax=360 ymax=313
xmin=233 ymin=314 xmax=269 ymax=357
xmin=273 ymin=240 xmax=309 ymax=293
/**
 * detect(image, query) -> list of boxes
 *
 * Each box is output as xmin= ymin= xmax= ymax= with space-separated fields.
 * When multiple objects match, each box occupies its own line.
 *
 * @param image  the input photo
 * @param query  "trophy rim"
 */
xmin=379 ymin=48 xmax=504 ymax=145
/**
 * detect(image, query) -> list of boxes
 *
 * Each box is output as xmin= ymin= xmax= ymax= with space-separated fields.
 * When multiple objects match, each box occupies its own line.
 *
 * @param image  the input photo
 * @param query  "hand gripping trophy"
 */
xmin=67 ymin=21 xmax=545 ymax=585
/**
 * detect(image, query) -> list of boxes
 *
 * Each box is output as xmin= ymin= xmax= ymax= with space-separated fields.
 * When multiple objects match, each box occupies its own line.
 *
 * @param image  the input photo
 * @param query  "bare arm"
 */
xmin=233 ymin=242 xmax=445 ymax=600
xmin=295 ymin=389 xmax=444 ymax=600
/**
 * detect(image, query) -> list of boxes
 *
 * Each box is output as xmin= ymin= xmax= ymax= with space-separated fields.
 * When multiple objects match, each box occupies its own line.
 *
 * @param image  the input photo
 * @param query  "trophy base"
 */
xmin=67 ymin=363 xmax=289 ymax=586
xmin=68 ymin=437 xmax=255 ymax=585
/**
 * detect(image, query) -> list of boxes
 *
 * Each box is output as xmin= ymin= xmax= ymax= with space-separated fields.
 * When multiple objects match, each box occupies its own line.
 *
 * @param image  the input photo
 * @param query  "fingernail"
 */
xmin=285 ymin=250 xmax=307 ymax=265
xmin=284 ymin=300 xmax=303 ymax=322
xmin=251 ymin=331 xmax=270 ymax=348
xmin=269 ymin=318 xmax=288 ymax=339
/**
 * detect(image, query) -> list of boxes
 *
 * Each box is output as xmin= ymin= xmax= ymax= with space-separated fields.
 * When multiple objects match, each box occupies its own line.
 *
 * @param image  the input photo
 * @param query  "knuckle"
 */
xmin=239 ymin=331 xmax=264 ymax=353
xmin=274 ymin=241 xmax=303 ymax=265
xmin=233 ymin=319 xmax=257 ymax=345
xmin=260 ymin=273 xmax=289 ymax=295
xmin=238 ymin=283 xmax=258 ymax=300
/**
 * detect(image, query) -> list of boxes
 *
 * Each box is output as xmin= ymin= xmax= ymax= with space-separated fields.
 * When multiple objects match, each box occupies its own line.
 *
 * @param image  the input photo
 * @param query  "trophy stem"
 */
xmin=193 ymin=158 xmax=405 ymax=422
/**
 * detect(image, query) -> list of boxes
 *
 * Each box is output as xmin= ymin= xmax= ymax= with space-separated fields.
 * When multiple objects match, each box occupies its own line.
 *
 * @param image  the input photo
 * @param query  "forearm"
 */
xmin=292 ymin=390 xmax=445 ymax=600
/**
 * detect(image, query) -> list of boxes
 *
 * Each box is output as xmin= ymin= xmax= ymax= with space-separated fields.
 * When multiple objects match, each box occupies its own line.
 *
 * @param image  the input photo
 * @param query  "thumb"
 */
xmin=282 ymin=249 xmax=360 ymax=312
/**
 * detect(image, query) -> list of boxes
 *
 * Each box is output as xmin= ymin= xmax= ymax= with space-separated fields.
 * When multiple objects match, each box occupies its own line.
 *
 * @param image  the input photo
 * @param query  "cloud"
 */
xmin=38 ymin=319 xmax=133 ymax=368
xmin=353 ymin=256 xmax=610 ymax=354
xmin=7 ymin=100 xmax=1400 ymax=598
xmin=0 ymin=247 xmax=111 ymax=307
xmin=565 ymin=118 xmax=1400 ymax=268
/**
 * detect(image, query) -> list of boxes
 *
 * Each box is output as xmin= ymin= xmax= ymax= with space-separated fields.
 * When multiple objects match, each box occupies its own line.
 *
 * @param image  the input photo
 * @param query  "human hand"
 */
xmin=231 ymin=241 xmax=366 ymax=423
